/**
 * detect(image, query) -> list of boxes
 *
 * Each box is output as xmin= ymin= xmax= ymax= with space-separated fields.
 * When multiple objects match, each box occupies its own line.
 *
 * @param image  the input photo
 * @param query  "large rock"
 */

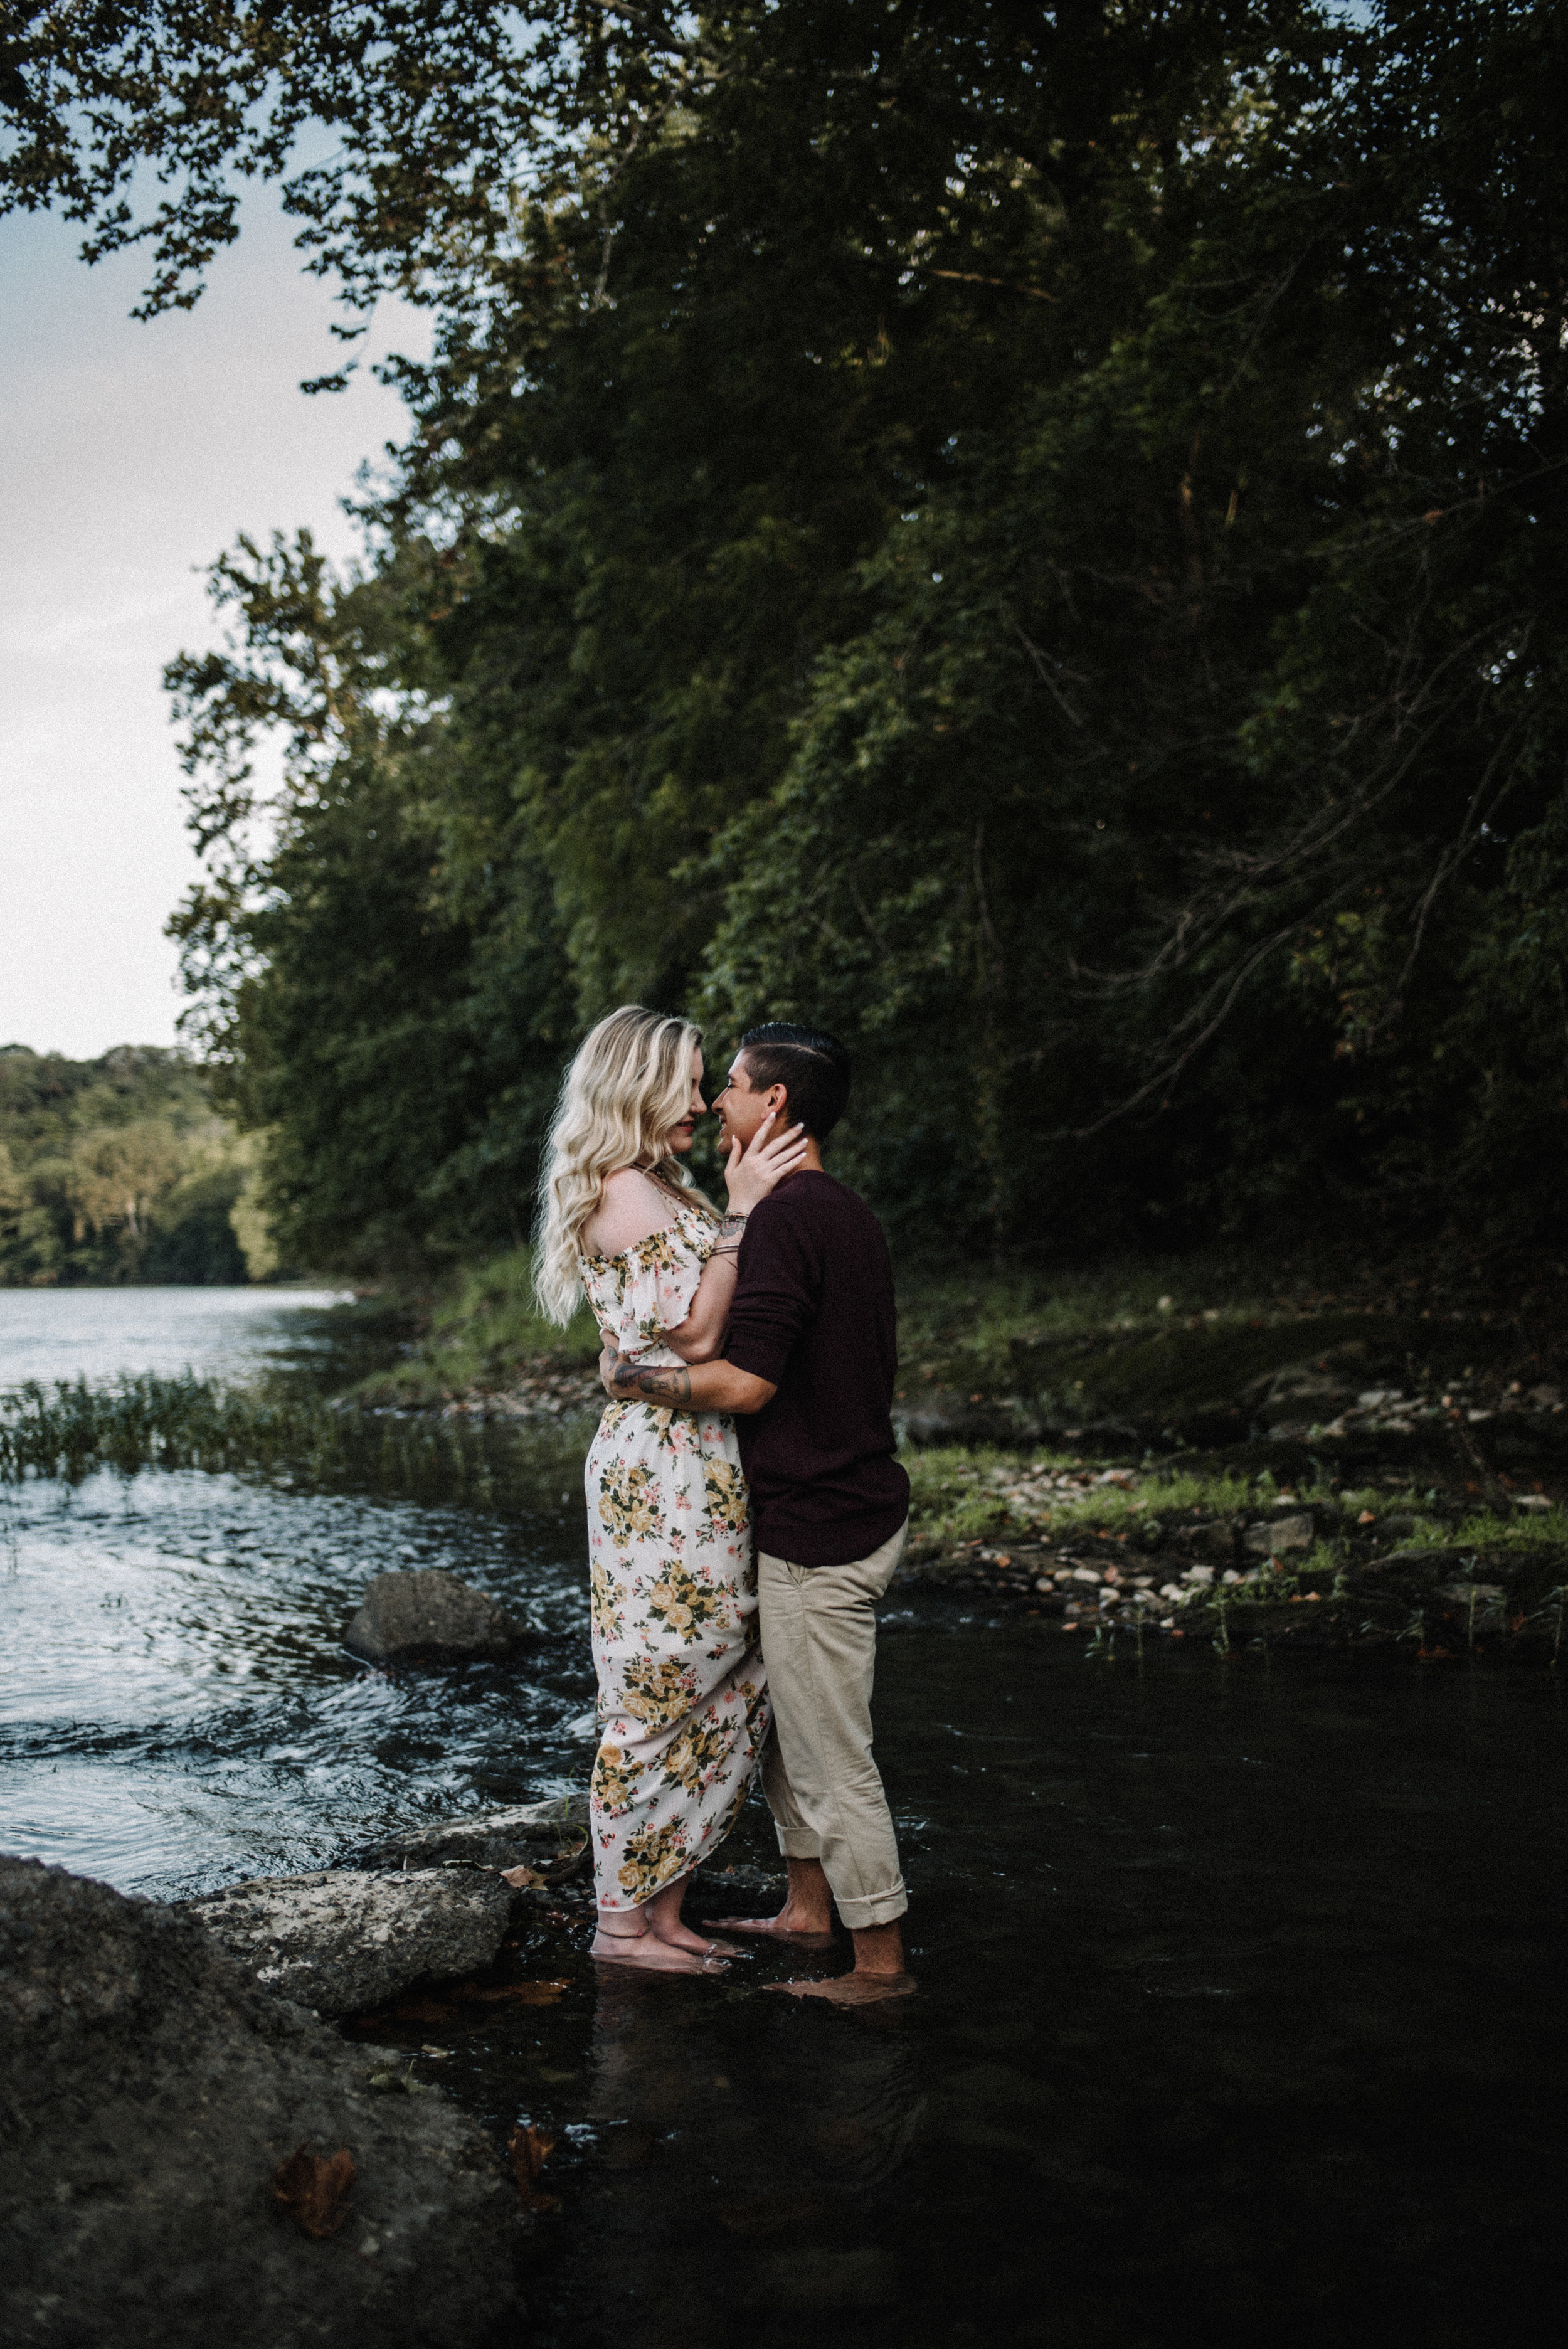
xmin=343 ymin=1569 xmax=524 ymax=1666
xmin=184 ymin=1865 xmax=512 ymax=2019
xmin=0 ymin=1856 xmax=524 ymax=2349
xmin=352 ymin=1793 xmax=590 ymax=1880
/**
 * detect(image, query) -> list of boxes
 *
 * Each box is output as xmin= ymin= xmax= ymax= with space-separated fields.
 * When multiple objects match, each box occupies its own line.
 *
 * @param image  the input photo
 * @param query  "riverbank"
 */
xmin=6 ymin=1244 xmax=1564 ymax=1658
xmin=334 ymin=1241 xmax=1568 ymax=1655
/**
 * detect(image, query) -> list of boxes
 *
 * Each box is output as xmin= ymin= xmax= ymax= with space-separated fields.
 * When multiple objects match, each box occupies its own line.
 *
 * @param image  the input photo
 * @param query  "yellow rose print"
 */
xmin=699 ymin=1458 xmax=749 ymax=1538
xmin=645 ymin=1559 xmax=728 ymax=1645
xmin=598 ymin=1457 xmax=665 ymax=1547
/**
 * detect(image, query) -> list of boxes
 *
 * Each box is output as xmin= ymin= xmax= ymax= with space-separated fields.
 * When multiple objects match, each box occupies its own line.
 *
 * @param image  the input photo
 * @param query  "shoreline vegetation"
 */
xmin=0 ymin=1045 xmax=268 ymax=1288
xmin=8 ymin=1243 xmax=1564 ymax=1661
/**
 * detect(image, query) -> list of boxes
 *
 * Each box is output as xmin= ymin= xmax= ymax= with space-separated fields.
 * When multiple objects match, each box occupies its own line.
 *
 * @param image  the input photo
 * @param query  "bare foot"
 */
xmin=704 ymin=1915 xmax=837 ymax=1950
xmin=647 ymin=1914 xmax=751 ymax=1960
xmin=765 ymin=1971 xmax=917 ymax=2005
xmin=590 ymin=1929 xmax=728 ymax=1975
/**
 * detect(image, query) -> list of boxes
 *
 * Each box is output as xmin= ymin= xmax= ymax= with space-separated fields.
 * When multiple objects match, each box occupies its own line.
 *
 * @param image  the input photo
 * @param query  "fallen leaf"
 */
xmin=273 ymin=2144 xmax=356 ymax=2239
xmin=501 ymin=1865 xmax=546 ymax=1889
xmin=508 ymin=2124 xmax=560 ymax=2210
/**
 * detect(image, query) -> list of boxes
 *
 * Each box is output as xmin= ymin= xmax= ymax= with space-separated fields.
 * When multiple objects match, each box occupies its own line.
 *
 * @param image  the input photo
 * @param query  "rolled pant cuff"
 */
xmin=776 ymin=1827 xmax=823 ymax=1859
xmin=835 ymin=1886 xmax=909 ymax=1931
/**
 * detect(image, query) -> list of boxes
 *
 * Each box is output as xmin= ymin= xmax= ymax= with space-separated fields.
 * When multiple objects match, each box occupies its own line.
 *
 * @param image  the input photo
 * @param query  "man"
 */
xmin=599 ymin=1022 xmax=914 ymax=2004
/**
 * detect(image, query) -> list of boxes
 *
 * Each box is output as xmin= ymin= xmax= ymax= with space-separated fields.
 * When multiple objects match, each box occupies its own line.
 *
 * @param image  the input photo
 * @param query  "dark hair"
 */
xmin=738 ymin=1023 xmax=852 ymax=1141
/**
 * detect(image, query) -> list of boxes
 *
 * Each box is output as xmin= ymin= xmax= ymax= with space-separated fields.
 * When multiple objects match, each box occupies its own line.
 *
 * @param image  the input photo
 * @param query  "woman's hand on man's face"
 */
xmin=723 ymin=1108 xmax=808 ymax=1215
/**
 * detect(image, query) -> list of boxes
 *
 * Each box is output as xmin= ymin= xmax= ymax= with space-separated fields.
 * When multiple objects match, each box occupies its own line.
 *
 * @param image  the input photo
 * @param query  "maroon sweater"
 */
xmin=723 ymin=1170 xmax=910 ymax=1567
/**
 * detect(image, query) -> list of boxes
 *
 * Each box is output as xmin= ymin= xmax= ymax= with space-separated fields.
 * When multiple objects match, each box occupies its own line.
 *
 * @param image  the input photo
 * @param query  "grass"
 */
xmin=354 ymin=1249 xmax=598 ymax=1405
xmin=373 ymin=1246 xmax=1353 ymax=1416
xmin=904 ymin=1444 xmax=1282 ymax=1554
xmin=366 ymin=1236 xmax=1549 ymax=1434
xmin=0 ymin=1372 xmax=590 ymax=1505
xmin=1448 ymin=1505 xmax=1568 ymax=1552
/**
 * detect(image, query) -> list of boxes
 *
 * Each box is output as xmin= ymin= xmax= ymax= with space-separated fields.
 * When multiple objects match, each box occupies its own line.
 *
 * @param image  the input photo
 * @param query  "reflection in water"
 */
xmin=571 ymin=1970 xmax=924 ymax=2346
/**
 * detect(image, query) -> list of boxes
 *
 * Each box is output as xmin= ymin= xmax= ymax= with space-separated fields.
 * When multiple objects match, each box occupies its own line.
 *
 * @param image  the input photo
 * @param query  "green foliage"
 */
xmin=0 ymin=1046 xmax=262 ymax=1286
xmin=356 ymin=1247 xmax=598 ymax=1403
xmin=11 ymin=5 xmax=1567 ymax=1266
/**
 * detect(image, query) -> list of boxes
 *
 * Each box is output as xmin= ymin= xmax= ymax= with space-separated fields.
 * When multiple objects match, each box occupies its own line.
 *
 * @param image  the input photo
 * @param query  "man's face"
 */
xmin=712 ymin=1051 xmax=784 ymax=1154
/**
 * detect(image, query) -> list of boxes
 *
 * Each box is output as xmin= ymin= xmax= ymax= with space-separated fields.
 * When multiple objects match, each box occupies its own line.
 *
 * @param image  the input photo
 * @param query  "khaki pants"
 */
xmin=758 ymin=1520 xmax=909 ymax=1931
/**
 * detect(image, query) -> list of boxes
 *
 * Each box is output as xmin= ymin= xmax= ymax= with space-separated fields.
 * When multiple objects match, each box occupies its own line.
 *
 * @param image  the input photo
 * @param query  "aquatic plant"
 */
xmin=0 ymin=1372 xmax=591 ymax=1507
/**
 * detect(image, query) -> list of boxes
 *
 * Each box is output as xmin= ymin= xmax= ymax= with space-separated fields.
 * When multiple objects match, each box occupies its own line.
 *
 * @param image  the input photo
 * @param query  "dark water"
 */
xmin=3 ymin=1293 xmax=1565 ymax=2345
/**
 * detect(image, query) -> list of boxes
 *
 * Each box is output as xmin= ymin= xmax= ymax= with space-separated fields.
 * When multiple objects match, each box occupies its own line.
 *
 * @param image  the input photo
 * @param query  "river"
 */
xmin=3 ymin=1288 xmax=1564 ymax=2345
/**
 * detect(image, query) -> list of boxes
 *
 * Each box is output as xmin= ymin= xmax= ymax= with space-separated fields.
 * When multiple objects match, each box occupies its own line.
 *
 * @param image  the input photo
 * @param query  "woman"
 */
xmin=535 ymin=1005 xmax=806 ymax=1973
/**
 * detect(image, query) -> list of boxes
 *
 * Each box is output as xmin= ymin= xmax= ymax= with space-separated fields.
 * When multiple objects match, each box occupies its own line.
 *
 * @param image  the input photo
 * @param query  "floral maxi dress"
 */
xmin=579 ymin=1199 xmax=770 ymax=1911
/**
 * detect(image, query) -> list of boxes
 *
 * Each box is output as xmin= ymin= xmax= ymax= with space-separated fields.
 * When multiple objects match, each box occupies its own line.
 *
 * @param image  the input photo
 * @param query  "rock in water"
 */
xmin=343 ymin=1569 xmax=524 ymax=1666
xmin=184 ymin=1866 xmax=512 ymax=2018
xmin=352 ymin=1793 xmax=591 ymax=1878
xmin=0 ymin=1856 xmax=524 ymax=2349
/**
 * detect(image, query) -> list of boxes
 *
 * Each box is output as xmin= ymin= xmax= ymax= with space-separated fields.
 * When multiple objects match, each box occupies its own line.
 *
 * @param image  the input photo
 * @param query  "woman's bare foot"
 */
xmin=647 ymin=1912 xmax=750 ymax=1959
xmin=640 ymin=1877 xmax=749 ymax=1960
xmin=590 ymin=1926 xmax=727 ymax=1975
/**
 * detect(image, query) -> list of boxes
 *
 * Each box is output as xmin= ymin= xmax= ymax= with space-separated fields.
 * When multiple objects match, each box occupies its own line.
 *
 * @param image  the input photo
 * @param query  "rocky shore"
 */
xmin=1 ymin=1858 xmax=527 ymax=2349
xmin=1 ymin=1800 xmax=591 ymax=2348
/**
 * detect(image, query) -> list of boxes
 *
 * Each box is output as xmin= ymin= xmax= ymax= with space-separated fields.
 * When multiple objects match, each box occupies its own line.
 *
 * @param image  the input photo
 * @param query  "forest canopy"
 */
xmin=0 ymin=1047 xmax=271 ymax=1286
xmin=6 ymin=3 xmax=1564 ymax=1273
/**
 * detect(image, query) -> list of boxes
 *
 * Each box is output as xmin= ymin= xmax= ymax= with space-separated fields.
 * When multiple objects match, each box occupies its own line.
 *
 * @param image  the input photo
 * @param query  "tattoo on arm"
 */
xmin=611 ymin=1357 xmax=692 ymax=1404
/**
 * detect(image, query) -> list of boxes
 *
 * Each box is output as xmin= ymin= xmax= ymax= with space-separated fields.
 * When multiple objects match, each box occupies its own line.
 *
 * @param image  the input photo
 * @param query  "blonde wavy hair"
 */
xmin=533 ymin=1005 xmax=719 ymax=1325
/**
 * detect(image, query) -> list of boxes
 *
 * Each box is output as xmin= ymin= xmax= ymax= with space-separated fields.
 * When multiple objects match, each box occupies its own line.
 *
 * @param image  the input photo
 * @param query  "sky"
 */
xmin=0 ymin=188 xmax=423 ymax=1061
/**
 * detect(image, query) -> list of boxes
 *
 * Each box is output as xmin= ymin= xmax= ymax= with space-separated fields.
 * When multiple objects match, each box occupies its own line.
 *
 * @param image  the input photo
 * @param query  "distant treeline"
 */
xmin=0 ymin=1047 xmax=273 ymax=1288
xmin=11 ymin=5 xmax=1562 ymax=1275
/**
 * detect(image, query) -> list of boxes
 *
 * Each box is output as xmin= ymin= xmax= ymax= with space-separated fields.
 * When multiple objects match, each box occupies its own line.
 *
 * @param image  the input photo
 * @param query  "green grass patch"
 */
xmin=904 ymin=1444 xmax=1272 ymax=1552
xmin=356 ymin=1248 xmax=598 ymax=1404
xmin=1448 ymin=1506 xmax=1568 ymax=1552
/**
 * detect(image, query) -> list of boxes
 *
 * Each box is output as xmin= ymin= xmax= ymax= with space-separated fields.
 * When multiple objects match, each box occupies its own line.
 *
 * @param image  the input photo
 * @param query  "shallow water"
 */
xmin=0 ymin=1283 xmax=358 ymax=1389
xmin=3 ymin=1293 xmax=1565 ymax=2345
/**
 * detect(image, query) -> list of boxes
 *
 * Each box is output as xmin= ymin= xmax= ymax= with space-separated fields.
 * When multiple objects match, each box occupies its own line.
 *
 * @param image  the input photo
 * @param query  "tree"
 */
xmin=11 ymin=4 xmax=1564 ymax=1262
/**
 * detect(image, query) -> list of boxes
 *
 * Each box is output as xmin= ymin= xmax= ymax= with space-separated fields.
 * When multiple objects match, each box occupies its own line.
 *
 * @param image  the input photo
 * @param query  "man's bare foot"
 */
xmin=704 ymin=1915 xmax=836 ymax=1950
xmin=590 ymin=1928 xmax=727 ymax=1975
xmin=765 ymin=1970 xmax=916 ymax=2005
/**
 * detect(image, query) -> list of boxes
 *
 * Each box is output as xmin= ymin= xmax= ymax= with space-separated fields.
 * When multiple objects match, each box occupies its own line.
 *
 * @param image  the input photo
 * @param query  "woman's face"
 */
xmin=664 ymin=1048 xmax=706 ymax=1155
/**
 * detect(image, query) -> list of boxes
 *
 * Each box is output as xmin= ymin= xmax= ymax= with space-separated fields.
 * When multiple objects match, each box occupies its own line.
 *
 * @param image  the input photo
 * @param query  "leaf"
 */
xmin=508 ymin=2124 xmax=561 ymax=2211
xmin=501 ymin=1864 xmax=546 ymax=1889
xmin=273 ymin=2144 xmax=356 ymax=2238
